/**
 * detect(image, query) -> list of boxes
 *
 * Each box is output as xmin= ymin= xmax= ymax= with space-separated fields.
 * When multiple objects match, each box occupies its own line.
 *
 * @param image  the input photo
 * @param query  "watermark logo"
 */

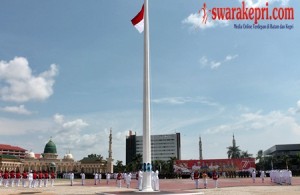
xmin=199 ymin=1 xmax=295 ymax=30
xmin=199 ymin=3 xmax=208 ymax=24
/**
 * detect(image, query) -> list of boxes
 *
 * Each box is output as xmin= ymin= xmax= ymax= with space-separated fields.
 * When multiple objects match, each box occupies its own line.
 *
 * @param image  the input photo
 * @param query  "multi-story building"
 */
xmin=264 ymin=144 xmax=300 ymax=157
xmin=126 ymin=131 xmax=181 ymax=164
xmin=0 ymin=144 xmax=27 ymax=159
xmin=126 ymin=131 xmax=137 ymax=165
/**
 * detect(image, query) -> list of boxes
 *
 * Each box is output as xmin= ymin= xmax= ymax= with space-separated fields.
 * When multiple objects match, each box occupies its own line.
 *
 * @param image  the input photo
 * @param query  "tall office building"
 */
xmin=126 ymin=130 xmax=137 ymax=165
xmin=126 ymin=131 xmax=181 ymax=164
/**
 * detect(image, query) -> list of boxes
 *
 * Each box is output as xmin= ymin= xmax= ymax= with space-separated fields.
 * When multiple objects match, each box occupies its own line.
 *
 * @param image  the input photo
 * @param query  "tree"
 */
xmin=114 ymin=160 xmax=125 ymax=173
xmin=282 ymin=154 xmax=290 ymax=170
xmin=296 ymin=152 xmax=300 ymax=167
xmin=240 ymin=150 xmax=253 ymax=158
xmin=227 ymin=146 xmax=241 ymax=159
xmin=132 ymin=154 xmax=142 ymax=170
xmin=153 ymin=160 xmax=164 ymax=172
xmin=256 ymin=150 xmax=263 ymax=161
xmin=127 ymin=154 xmax=143 ymax=172
xmin=87 ymin=154 xmax=103 ymax=160
xmin=256 ymin=150 xmax=264 ymax=170
xmin=167 ymin=157 xmax=177 ymax=176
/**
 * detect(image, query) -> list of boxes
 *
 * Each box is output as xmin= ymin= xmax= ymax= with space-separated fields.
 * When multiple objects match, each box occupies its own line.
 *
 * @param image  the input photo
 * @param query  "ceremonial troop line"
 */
xmin=191 ymin=169 xmax=293 ymax=189
xmin=191 ymin=170 xmax=219 ymax=189
xmin=0 ymin=170 xmax=56 ymax=188
xmin=269 ymin=170 xmax=292 ymax=185
xmin=0 ymin=170 xmax=160 ymax=191
xmin=75 ymin=170 xmax=160 ymax=191
xmin=250 ymin=169 xmax=292 ymax=185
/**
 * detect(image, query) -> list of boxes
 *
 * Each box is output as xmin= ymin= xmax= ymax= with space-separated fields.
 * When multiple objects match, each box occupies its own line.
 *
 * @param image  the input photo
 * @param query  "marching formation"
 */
xmin=78 ymin=170 xmax=160 ymax=191
xmin=269 ymin=170 xmax=292 ymax=185
xmin=190 ymin=169 xmax=294 ymax=190
xmin=0 ymin=168 xmax=296 ymax=193
xmin=192 ymin=170 xmax=219 ymax=189
xmin=0 ymin=170 xmax=56 ymax=188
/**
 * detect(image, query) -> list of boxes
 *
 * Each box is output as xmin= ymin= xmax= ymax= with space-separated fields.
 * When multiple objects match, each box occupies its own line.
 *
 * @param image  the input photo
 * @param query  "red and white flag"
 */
xmin=131 ymin=5 xmax=144 ymax=33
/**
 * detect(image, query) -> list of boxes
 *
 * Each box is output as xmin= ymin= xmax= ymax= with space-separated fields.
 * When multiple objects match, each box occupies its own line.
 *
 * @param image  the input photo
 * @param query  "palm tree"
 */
xmin=87 ymin=153 xmax=103 ymax=159
xmin=282 ymin=154 xmax=290 ymax=169
xmin=167 ymin=157 xmax=177 ymax=175
xmin=159 ymin=161 xmax=168 ymax=174
xmin=256 ymin=150 xmax=263 ymax=161
xmin=153 ymin=160 xmax=164 ymax=172
xmin=132 ymin=154 xmax=142 ymax=171
xmin=115 ymin=160 xmax=124 ymax=172
xmin=295 ymin=152 xmax=300 ymax=169
xmin=227 ymin=145 xmax=241 ymax=159
xmin=256 ymin=150 xmax=264 ymax=170
xmin=240 ymin=150 xmax=253 ymax=158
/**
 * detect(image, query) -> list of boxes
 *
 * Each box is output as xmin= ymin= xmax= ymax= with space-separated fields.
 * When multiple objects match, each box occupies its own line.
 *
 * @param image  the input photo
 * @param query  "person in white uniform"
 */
xmin=28 ymin=171 xmax=33 ymax=188
xmin=94 ymin=173 xmax=98 ymax=185
xmin=251 ymin=170 xmax=256 ymax=183
xmin=154 ymin=170 xmax=159 ymax=191
xmin=126 ymin=172 xmax=132 ymax=188
xmin=80 ymin=172 xmax=85 ymax=186
xmin=260 ymin=170 xmax=265 ymax=183
xmin=69 ymin=172 xmax=74 ymax=186
xmin=106 ymin=172 xmax=111 ymax=184
xmin=138 ymin=170 xmax=143 ymax=191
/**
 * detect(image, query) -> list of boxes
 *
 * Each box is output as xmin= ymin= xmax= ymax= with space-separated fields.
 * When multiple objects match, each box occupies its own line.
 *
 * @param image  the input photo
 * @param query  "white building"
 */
xmin=127 ymin=132 xmax=181 ymax=163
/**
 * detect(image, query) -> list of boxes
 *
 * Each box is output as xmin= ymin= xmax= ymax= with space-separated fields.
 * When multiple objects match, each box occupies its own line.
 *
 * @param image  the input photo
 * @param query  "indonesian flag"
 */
xmin=131 ymin=5 xmax=144 ymax=33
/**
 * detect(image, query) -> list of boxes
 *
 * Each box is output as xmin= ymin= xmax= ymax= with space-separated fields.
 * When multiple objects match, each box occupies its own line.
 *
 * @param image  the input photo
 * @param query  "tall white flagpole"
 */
xmin=142 ymin=0 xmax=153 ymax=192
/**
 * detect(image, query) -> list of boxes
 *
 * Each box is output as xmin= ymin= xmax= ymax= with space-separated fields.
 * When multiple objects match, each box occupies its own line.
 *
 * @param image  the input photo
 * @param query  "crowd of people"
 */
xmin=75 ymin=170 xmax=160 ymax=191
xmin=0 ymin=170 xmax=56 ymax=188
xmin=191 ymin=169 xmax=293 ymax=189
xmin=269 ymin=170 xmax=292 ymax=185
xmin=2 ymin=168 xmax=293 ymax=192
xmin=191 ymin=170 xmax=219 ymax=189
xmin=135 ymin=169 xmax=160 ymax=191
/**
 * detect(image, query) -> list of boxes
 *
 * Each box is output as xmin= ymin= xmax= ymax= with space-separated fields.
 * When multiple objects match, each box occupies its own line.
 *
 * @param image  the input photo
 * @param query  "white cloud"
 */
xmin=225 ymin=55 xmax=239 ymax=61
xmin=53 ymin=113 xmax=64 ymax=124
xmin=48 ymin=111 xmax=141 ymax=161
xmin=1 ymin=105 xmax=32 ymax=115
xmin=53 ymin=113 xmax=89 ymax=133
xmin=210 ymin=61 xmax=222 ymax=69
xmin=200 ymin=56 xmax=221 ymax=69
xmin=200 ymin=54 xmax=238 ymax=70
xmin=182 ymin=10 xmax=229 ymax=30
xmin=205 ymin=110 xmax=300 ymax=136
xmin=0 ymin=57 xmax=58 ymax=102
xmin=199 ymin=56 xmax=208 ymax=65
xmin=199 ymin=109 xmax=300 ymax=159
xmin=62 ymin=119 xmax=89 ymax=131
xmin=288 ymin=100 xmax=300 ymax=114
xmin=152 ymin=96 xmax=220 ymax=107
xmin=52 ymin=114 xmax=91 ymax=156
xmin=241 ymin=0 xmax=290 ymax=7
xmin=0 ymin=117 xmax=51 ymax=135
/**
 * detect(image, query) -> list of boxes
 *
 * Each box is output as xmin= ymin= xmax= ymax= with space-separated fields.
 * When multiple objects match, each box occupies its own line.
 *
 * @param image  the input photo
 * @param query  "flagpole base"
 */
xmin=141 ymin=187 xmax=154 ymax=192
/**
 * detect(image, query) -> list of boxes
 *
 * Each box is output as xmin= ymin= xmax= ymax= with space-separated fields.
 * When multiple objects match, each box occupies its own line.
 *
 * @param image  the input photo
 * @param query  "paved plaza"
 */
xmin=0 ymin=177 xmax=299 ymax=195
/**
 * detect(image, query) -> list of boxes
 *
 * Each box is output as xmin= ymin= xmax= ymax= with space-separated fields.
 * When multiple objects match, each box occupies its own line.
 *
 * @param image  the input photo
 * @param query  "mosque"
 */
xmin=0 ymin=129 xmax=114 ymax=174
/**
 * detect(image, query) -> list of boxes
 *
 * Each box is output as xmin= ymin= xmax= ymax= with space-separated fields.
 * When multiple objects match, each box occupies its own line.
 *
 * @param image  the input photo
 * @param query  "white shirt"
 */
xmin=28 ymin=173 xmax=33 ymax=181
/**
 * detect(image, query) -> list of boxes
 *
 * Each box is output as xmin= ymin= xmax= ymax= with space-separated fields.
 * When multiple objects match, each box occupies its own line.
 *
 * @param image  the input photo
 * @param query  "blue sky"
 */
xmin=0 ymin=0 xmax=299 ymax=164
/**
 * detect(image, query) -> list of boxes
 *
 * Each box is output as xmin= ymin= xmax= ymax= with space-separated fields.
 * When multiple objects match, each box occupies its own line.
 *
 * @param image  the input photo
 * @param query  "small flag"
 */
xmin=131 ymin=5 xmax=144 ymax=33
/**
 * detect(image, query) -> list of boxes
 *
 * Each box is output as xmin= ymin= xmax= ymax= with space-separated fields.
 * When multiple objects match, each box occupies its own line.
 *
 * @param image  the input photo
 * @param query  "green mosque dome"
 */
xmin=43 ymin=139 xmax=57 ymax=154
